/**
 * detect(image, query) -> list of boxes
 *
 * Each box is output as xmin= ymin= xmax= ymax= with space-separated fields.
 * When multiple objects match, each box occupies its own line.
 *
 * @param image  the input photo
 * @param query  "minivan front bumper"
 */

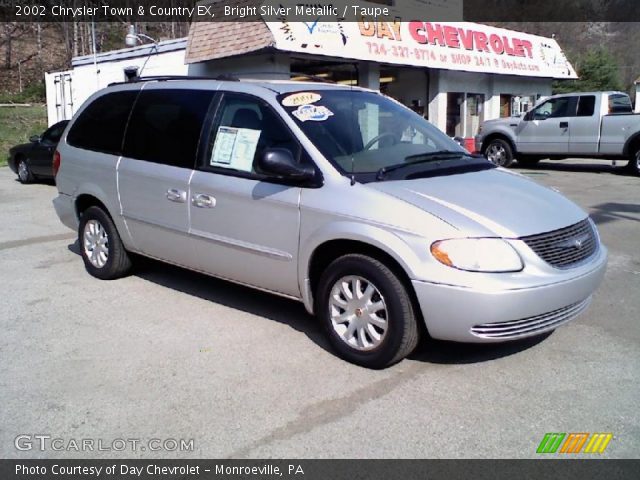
xmin=412 ymin=247 xmax=607 ymax=342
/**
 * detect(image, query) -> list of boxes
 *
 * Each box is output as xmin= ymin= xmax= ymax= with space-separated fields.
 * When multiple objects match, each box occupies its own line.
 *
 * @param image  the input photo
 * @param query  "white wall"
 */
xmin=427 ymin=70 xmax=552 ymax=137
xmin=635 ymin=84 xmax=640 ymax=113
xmin=71 ymin=49 xmax=188 ymax=117
xmin=45 ymin=70 xmax=73 ymax=126
xmin=46 ymin=48 xmax=187 ymax=126
xmin=188 ymin=53 xmax=291 ymax=79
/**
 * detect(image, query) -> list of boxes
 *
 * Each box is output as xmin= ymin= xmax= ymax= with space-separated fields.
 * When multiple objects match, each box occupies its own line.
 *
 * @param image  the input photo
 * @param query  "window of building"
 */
xmin=500 ymin=95 xmax=513 ymax=117
xmin=446 ymin=92 xmax=484 ymax=137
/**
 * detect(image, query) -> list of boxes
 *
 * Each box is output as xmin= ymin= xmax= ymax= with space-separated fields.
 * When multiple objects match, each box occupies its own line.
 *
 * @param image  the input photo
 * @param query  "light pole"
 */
xmin=124 ymin=25 xmax=159 ymax=79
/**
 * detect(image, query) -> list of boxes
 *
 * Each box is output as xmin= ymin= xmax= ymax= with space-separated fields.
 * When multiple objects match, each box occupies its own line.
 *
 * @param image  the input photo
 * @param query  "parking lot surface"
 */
xmin=0 ymin=160 xmax=638 ymax=458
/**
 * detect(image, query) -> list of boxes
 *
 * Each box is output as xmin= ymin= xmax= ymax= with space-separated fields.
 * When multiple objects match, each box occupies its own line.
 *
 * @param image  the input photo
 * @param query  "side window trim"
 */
xmin=195 ymin=91 xmax=224 ymax=173
xmin=122 ymin=87 xmax=216 ymax=169
xmin=576 ymin=95 xmax=596 ymax=117
xmin=67 ymin=90 xmax=140 ymax=155
xmin=197 ymin=91 xmax=309 ymax=181
xmin=119 ymin=86 xmax=143 ymax=154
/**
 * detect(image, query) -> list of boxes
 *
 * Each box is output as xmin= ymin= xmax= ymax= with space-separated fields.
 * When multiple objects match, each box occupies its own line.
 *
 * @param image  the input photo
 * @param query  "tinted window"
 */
xmin=608 ymin=94 xmax=632 ymax=114
xmin=532 ymin=97 xmax=577 ymax=119
xmin=41 ymin=121 xmax=69 ymax=145
xmin=204 ymin=93 xmax=301 ymax=174
xmin=577 ymin=96 xmax=596 ymax=117
xmin=67 ymin=91 xmax=137 ymax=154
xmin=123 ymin=89 xmax=214 ymax=168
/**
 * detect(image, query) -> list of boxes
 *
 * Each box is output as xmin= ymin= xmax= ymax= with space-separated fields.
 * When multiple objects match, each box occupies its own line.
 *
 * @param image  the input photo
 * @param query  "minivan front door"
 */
xmin=117 ymin=87 xmax=215 ymax=266
xmin=188 ymin=93 xmax=305 ymax=297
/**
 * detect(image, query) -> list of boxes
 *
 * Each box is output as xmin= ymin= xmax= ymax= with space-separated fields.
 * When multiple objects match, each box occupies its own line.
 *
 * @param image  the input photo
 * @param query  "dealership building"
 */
xmin=46 ymin=3 xmax=576 ymax=148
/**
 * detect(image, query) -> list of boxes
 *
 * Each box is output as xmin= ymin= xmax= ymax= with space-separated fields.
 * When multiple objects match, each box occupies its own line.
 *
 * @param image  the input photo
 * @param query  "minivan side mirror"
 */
xmin=29 ymin=135 xmax=41 ymax=143
xmin=523 ymin=111 xmax=533 ymax=121
xmin=257 ymin=148 xmax=315 ymax=182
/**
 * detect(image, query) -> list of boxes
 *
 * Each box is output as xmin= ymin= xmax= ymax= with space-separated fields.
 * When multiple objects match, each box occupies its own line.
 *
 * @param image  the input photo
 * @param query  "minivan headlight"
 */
xmin=430 ymin=238 xmax=523 ymax=272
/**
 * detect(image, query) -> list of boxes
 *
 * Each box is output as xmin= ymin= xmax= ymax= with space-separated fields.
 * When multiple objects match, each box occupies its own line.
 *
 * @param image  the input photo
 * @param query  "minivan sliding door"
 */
xmin=118 ymin=87 xmax=215 ymax=266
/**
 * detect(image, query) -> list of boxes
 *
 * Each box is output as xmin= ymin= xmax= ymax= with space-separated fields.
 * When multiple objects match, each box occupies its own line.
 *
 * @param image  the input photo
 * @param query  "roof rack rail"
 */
xmin=107 ymin=71 xmax=337 ymax=87
xmin=108 ymin=74 xmax=239 ymax=87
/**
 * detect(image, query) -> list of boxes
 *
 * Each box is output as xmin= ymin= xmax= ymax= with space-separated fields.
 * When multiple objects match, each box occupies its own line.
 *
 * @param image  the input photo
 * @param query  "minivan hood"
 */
xmin=368 ymin=169 xmax=586 ymax=238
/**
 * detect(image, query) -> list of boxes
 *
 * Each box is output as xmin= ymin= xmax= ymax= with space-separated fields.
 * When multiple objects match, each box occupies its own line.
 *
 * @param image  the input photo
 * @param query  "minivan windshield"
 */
xmin=278 ymin=89 xmax=492 ymax=182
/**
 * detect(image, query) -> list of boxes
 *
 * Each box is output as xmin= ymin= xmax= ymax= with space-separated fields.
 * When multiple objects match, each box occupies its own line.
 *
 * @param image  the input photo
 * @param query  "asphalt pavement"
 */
xmin=0 ymin=159 xmax=638 ymax=459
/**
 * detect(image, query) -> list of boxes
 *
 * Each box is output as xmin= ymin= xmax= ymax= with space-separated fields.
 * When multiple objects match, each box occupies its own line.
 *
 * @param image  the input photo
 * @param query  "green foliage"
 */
xmin=554 ymin=48 xmax=623 ymax=94
xmin=0 ymin=80 xmax=46 ymax=104
xmin=0 ymin=105 xmax=47 ymax=167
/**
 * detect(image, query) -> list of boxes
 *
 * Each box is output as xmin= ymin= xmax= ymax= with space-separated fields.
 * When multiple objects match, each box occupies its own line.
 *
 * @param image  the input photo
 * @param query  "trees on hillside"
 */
xmin=554 ymin=48 xmax=623 ymax=93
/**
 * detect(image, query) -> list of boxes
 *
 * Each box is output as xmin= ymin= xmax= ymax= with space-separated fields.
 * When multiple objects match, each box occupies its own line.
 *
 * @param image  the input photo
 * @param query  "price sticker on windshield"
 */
xmin=282 ymin=92 xmax=322 ymax=107
xmin=292 ymin=105 xmax=334 ymax=122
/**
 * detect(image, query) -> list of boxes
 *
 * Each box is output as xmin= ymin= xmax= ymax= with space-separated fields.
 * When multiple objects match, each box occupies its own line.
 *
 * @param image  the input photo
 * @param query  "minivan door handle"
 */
xmin=192 ymin=193 xmax=216 ymax=208
xmin=559 ymin=121 xmax=569 ymax=129
xmin=166 ymin=188 xmax=187 ymax=203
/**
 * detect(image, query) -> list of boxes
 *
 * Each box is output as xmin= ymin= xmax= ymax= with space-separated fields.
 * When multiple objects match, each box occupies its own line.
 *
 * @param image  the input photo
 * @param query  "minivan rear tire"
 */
xmin=316 ymin=254 xmax=419 ymax=369
xmin=78 ymin=206 xmax=132 ymax=280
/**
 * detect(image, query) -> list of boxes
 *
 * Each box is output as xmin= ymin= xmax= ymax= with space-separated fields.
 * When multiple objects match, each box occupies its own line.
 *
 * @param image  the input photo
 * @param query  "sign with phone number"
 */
xmin=265 ymin=17 xmax=576 ymax=79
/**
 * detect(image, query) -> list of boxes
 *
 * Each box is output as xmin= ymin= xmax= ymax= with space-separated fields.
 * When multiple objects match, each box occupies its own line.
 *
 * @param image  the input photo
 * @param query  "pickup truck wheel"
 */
xmin=79 ymin=206 xmax=132 ymax=280
xmin=316 ymin=254 xmax=419 ymax=369
xmin=484 ymin=139 xmax=514 ymax=167
xmin=628 ymin=149 xmax=640 ymax=176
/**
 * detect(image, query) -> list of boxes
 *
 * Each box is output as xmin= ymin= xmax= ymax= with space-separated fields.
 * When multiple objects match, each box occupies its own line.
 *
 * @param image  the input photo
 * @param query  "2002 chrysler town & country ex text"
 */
xmin=52 ymin=78 xmax=607 ymax=369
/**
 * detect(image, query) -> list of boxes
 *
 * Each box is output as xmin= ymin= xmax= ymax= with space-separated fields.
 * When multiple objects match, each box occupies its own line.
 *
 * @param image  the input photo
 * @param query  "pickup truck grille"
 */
xmin=521 ymin=219 xmax=598 ymax=269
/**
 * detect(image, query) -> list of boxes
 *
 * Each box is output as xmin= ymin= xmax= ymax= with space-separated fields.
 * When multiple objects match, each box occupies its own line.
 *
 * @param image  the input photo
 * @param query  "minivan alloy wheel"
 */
xmin=329 ymin=275 xmax=388 ymax=351
xmin=83 ymin=219 xmax=109 ymax=268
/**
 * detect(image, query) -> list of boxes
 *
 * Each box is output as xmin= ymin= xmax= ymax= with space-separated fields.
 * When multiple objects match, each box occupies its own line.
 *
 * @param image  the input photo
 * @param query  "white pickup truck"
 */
xmin=476 ymin=91 xmax=640 ymax=175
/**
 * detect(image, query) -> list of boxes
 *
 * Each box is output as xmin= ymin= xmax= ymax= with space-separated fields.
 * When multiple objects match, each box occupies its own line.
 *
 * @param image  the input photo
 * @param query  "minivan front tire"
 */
xmin=316 ymin=254 xmax=419 ymax=369
xmin=79 ymin=206 xmax=132 ymax=280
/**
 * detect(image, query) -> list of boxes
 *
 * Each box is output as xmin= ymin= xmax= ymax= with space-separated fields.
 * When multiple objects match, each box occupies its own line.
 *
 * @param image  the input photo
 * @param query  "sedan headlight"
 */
xmin=430 ymin=238 xmax=523 ymax=272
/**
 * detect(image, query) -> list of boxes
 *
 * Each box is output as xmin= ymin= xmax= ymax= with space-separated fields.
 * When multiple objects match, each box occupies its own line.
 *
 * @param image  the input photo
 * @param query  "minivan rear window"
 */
xmin=67 ymin=91 xmax=138 ymax=154
xmin=123 ymin=89 xmax=215 ymax=169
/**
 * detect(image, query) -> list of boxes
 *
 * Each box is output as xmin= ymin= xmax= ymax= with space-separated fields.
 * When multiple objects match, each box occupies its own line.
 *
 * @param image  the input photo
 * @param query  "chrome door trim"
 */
xmin=189 ymin=227 xmax=293 ymax=261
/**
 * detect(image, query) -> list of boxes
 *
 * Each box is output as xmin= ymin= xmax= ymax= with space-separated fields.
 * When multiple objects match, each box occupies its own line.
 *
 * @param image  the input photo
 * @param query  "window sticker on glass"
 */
xmin=282 ymin=92 xmax=322 ymax=107
xmin=210 ymin=126 xmax=261 ymax=172
xmin=292 ymin=104 xmax=334 ymax=122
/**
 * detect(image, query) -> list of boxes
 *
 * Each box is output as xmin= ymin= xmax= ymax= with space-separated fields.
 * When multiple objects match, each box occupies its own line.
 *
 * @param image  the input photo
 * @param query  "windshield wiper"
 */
xmin=376 ymin=150 xmax=468 ymax=181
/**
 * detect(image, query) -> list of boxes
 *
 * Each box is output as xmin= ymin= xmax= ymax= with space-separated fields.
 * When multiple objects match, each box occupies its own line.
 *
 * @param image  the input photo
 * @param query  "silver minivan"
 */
xmin=53 ymin=78 xmax=607 ymax=368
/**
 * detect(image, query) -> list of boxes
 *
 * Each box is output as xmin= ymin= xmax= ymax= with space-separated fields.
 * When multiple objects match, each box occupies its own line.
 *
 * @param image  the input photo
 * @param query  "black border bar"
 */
xmin=1 ymin=0 xmax=639 ymax=22
xmin=1 ymin=459 xmax=640 ymax=480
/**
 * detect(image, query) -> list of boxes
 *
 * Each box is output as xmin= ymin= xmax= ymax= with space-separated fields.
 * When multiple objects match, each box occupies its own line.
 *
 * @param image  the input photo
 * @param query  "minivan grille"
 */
xmin=470 ymin=297 xmax=591 ymax=339
xmin=521 ymin=219 xmax=598 ymax=269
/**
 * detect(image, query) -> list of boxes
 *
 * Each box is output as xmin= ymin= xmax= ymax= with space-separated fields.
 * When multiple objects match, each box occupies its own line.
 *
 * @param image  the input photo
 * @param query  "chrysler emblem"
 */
xmin=556 ymin=233 xmax=590 ymax=250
